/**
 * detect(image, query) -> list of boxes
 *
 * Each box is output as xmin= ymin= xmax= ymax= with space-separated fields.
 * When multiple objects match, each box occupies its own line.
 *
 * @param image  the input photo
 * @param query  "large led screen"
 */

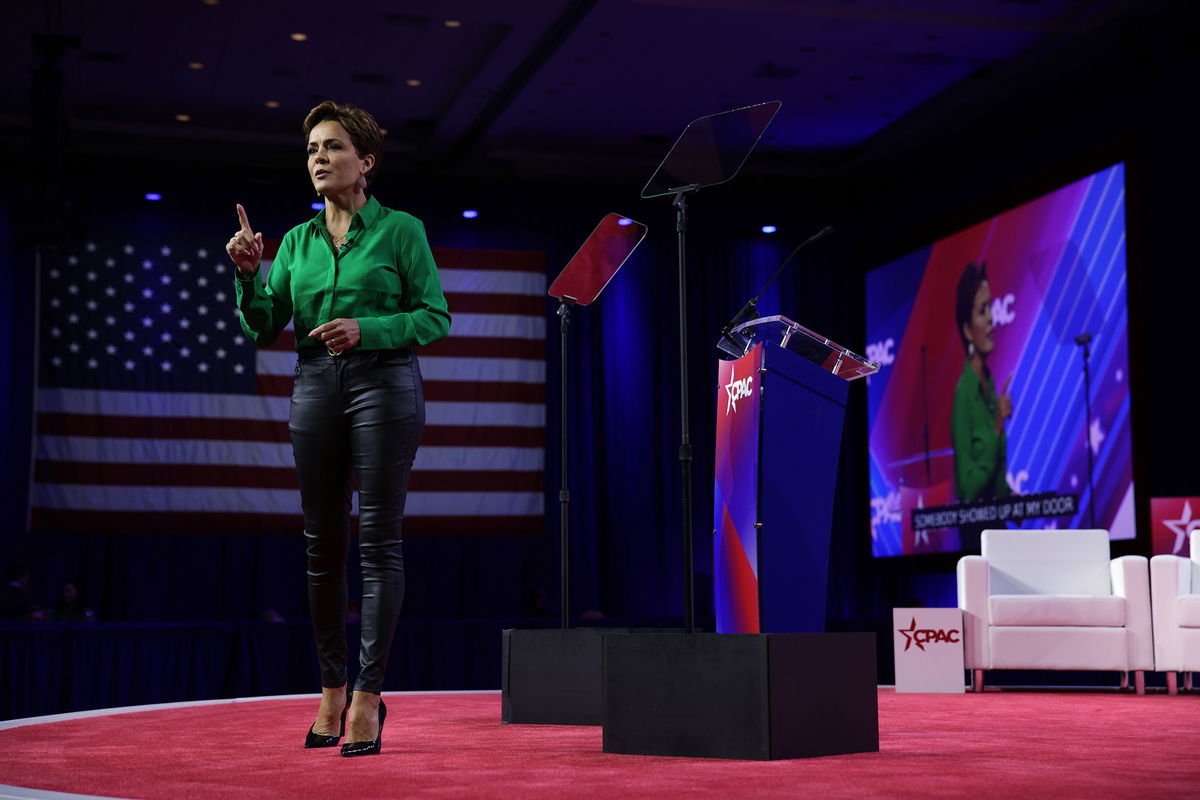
xmin=867 ymin=163 xmax=1134 ymax=557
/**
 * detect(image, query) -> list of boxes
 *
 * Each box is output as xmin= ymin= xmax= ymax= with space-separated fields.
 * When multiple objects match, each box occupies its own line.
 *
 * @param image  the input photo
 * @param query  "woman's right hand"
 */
xmin=226 ymin=203 xmax=264 ymax=276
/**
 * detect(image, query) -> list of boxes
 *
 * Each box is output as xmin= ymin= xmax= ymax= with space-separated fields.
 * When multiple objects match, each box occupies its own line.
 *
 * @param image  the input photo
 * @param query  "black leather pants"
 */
xmin=289 ymin=348 xmax=424 ymax=694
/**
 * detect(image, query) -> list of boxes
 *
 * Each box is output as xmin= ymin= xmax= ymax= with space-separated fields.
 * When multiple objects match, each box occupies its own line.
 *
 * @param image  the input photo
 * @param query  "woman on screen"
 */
xmin=225 ymin=101 xmax=450 ymax=756
xmin=951 ymin=261 xmax=1012 ymax=504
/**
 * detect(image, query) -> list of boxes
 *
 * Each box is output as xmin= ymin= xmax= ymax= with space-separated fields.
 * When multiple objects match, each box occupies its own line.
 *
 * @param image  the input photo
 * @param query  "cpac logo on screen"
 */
xmin=725 ymin=367 xmax=754 ymax=415
xmin=865 ymin=338 xmax=895 ymax=368
xmin=992 ymin=293 xmax=1016 ymax=326
xmin=897 ymin=617 xmax=960 ymax=652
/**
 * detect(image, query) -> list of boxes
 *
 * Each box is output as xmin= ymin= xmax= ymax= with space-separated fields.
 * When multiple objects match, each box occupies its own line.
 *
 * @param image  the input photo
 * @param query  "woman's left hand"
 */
xmin=310 ymin=319 xmax=361 ymax=354
xmin=995 ymin=374 xmax=1013 ymax=432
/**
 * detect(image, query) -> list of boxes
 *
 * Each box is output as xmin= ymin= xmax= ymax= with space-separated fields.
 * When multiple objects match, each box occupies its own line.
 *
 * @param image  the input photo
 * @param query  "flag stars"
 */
xmin=198 ymin=305 xmax=209 ymax=316
xmin=142 ymin=260 xmax=153 ymax=270
xmin=161 ymin=246 xmax=172 ymax=256
xmin=86 ymin=300 xmax=97 ymax=311
xmin=179 ymin=318 xmax=191 ymax=330
xmin=179 ymin=289 xmax=191 ymax=300
xmin=107 ymin=256 xmax=118 ymax=266
xmin=86 ymin=329 xmax=98 ymax=339
xmin=68 ymin=284 xmax=79 ymax=295
xmin=160 ymin=274 xmax=172 ymax=285
xmin=141 ymin=317 xmax=154 ymax=327
xmin=160 ymin=332 xmax=173 ymax=343
xmin=198 ymin=333 xmax=209 ymax=344
xmin=180 ymin=346 xmax=191 ymax=358
xmin=50 ymin=327 xmax=62 ymax=338
xmin=52 ymin=356 xmax=63 ymax=367
xmin=63 ymin=257 xmax=75 ymax=267
xmin=86 ymin=242 xmax=97 ymax=252
xmin=214 ymin=264 xmax=226 ymax=274
xmin=233 ymin=335 xmax=245 ymax=346
xmin=50 ymin=298 xmax=61 ymax=308
xmin=161 ymin=303 xmax=173 ymax=314
xmin=86 ymin=271 xmax=98 ymax=281
xmin=69 ymin=342 xmax=80 ymax=353
xmin=215 ymin=291 xmax=227 ymax=302
xmin=105 ymin=315 xmax=116 ymax=326
xmin=125 ymin=360 xmax=136 ymax=371
xmin=124 ymin=273 xmax=135 ymax=283
xmin=178 ymin=262 xmax=190 ymax=272
xmin=197 ymin=276 xmax=209 ymax=287
xmin=142 ymin=346 xmax=154 ymax=356
xmin=124 ymin=331 xmax=136 ymax=341
xmin=214 ymin=319 xmax=227 ymax=330
xmin=198 ymin=362 xmax=209 ymax=373
xmin=142 ymin=288 xmax=154 ymax=299
xmin=161 ymin=361 xmax=173 ymax=372
xmin=233 ymin=363 xmax=245 ymax=374
xmin=106 ymin=286 xmax=116 ymax=297
xmin=123 ymin=302 xmax=135 ymax=313
xmin=87 ymin=358 xmax=98 ymax=369
xmin=68 ymin=313 xmax=80 ymax=324
xmin=196 ymin=248 xmax=208 ymax=259
xmin=123 ymin=244 xmax=135 ymax=255
xmin=105 ymin=344 xmax=117 ymax=355
xmin=50 ymin=268 xmax=62 ymax=278
xmin=216 ymin=348 xmax=227 ymax=359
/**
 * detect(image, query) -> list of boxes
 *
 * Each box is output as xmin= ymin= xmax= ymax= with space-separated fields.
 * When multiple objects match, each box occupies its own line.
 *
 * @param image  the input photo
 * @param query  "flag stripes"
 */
xmin=31 ymin=241 xmax=548 ymax=537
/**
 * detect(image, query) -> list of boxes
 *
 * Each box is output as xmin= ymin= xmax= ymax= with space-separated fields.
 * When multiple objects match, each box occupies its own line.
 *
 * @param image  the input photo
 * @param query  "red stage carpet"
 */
xmin=1 ymin=689 xmax=1196 ymax=799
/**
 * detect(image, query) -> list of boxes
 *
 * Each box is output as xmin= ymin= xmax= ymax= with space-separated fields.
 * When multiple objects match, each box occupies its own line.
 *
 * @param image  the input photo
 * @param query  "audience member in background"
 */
xmin=226 ymin=100 xmax=450 ymax=757
xmin=52 ymin=582 xmax=95 ymax=622
xmin=1 ymin=564 xmax=44 ymax=621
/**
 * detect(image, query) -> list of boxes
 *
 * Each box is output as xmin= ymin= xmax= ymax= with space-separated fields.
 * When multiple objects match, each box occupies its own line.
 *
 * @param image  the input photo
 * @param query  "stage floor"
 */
xmin=1 ymin=689 xmax=1197 ymax=799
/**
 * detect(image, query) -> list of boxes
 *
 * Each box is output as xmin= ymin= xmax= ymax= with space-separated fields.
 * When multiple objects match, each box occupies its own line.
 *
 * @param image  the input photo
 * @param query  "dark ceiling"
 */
xmin=8 ymin=0 xmax=1138 ymax=184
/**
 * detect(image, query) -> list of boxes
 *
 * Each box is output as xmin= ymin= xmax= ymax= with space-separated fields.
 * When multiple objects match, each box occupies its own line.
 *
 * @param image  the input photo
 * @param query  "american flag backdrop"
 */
xmin=30 ymin=237 xmax=547 ymax=537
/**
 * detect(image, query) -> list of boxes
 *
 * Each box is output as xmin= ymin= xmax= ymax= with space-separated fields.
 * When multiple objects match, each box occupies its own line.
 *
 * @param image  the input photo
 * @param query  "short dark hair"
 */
xmin=954 ymin=261 xmax=988 ymax=352
xmin=302 ymin=101 xmax=384 ymax=187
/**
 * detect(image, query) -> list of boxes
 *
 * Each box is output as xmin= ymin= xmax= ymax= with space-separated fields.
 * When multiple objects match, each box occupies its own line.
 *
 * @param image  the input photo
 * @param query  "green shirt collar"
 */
xmin=308 ymin=194 xmax=383 ymax=234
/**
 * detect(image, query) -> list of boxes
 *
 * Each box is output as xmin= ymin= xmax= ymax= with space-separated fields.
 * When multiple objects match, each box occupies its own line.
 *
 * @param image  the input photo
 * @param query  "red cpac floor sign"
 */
xmin=892 ymin=608 xmax=966 ymax=693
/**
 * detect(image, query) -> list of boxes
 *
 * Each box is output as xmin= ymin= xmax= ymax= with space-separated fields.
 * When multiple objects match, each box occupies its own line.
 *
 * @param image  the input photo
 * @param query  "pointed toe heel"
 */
xmin=304 ymin=691 xmax=351 ymax=748
xmin=341 ymin=698 xmax=386 ymax=757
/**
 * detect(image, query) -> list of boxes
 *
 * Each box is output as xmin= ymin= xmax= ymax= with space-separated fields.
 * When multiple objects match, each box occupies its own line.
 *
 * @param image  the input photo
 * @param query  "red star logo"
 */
xmin=898 ymin=617 xmax=923 ymax=652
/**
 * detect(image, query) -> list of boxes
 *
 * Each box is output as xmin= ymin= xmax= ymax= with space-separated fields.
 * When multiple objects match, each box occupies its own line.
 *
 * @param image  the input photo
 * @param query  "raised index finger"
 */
xmin=236 ymin=203 xmax=253 ymax=234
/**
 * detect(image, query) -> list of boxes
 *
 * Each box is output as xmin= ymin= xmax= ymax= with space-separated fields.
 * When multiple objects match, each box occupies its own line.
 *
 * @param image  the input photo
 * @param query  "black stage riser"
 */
xmin=603 ymin=632 xmax=879 ymax=760
xmin=501 ymin=628 xmax=681 ymax=725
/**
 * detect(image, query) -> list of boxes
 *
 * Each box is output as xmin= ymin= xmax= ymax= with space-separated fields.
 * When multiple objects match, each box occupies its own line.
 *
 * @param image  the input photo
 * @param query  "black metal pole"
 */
xmin=558 ymin=300 xmax=572 ymax=629
xmin=673 ymin=190 xmax=695 ymax=634
xmin=1080 ymin=337 xmax=1096 ymax=529
xmin=921 ymin=344 xmax=931 ymax=486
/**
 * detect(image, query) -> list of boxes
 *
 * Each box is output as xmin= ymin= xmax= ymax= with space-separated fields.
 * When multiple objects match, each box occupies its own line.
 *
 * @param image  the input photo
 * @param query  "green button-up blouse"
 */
xmin=234 ymin=196 xmax=451 ymax=351
xmin=950 ymin=357 xmax=1011 ymax=503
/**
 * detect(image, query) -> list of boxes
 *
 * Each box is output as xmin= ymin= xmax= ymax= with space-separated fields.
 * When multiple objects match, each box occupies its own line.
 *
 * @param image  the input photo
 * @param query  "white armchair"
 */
xmin=957 ymin=529 xmax=1153 ymax=693
xmin=1151 ymin=530 xmax=1200 ymax=694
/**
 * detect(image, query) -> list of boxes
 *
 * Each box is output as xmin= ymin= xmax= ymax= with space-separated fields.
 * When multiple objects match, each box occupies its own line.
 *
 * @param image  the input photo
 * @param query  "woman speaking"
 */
xmin=226 ymin=101 xmax=450 ymax=756
xmin=950 ymin=261 xmax=1012 ymax=504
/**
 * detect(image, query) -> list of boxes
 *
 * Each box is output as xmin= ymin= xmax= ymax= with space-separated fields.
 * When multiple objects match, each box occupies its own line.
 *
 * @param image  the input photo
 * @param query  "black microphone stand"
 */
xmin=1076 ymin=333 xmax=1096 ymax=528
xmin=921 ymin=344 xmax=931 ymax=486
xmin=719 ymin=226 xmax=833 ymax=352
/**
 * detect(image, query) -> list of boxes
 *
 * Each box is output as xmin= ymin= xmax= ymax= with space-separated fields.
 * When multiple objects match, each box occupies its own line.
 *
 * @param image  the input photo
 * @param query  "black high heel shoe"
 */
xmin=304 ymin=690 xmax=351 ymax=748
xmin=341 ymin=698 xmax=386 ymax=757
